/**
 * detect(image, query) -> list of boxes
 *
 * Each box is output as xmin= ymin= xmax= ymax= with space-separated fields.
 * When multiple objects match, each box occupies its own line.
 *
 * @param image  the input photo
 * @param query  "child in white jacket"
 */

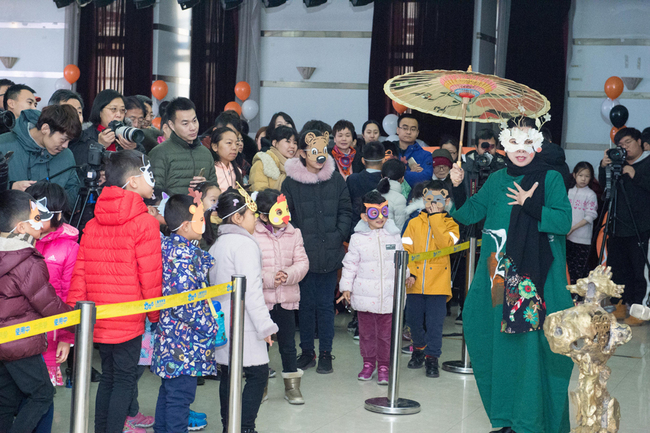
xmin=338 ymin=191 xmax=406 ymax=385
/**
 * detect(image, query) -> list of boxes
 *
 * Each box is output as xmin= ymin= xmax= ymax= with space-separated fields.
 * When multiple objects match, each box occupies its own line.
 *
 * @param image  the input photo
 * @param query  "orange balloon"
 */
xmin=224 ymin=101 xmax=242 ymax=116
xmin=604 ymin=76 xmax=624 ymax=100
xmin=152 ymin=117 xmax=161 ymax=130
xmin=392 ymin=100 xmax=407 ymax=114
xmin=234 ymin=81 xmax=251 ymax=101
xmin=610 ymin=125 xmax=625 ymax=142
xmin=151 ymin=80 xmax=168 ymax=100
xmin=63 ymin=64 xmax=80 ymax=84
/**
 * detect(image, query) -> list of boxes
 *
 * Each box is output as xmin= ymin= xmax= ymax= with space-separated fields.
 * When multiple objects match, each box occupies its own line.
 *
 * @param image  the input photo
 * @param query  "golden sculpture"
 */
xmin=543 ymin=266 xmax=631 ymax=433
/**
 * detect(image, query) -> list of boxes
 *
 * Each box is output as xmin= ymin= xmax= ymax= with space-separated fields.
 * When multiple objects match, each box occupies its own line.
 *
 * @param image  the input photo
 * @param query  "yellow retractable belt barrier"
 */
xmin=0 ymin=282 xmax=232 ymax=345
xmin=409 ymin=239 xmax=482 ymax=263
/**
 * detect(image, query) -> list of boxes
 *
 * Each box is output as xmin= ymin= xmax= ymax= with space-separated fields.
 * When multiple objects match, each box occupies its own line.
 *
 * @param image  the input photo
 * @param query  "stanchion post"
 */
xmin=70 ymin=301 xmax=96 ymax=433
xmin=228 ymin=275 xmax=246 ymax=433
xmin=365 ymin=251 xmax=420 ymax=415
xmin=442 ymin=236 xmax=477 ymax=374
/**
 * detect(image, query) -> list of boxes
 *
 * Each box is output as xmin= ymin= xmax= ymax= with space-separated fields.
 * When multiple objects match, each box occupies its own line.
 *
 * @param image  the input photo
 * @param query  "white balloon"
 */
xmin=55 ymin=78 xmax=71 ymax=90
xmin=382 ymin=114 xmax=399 ymax=136
xmin=600 ymin=98 xmax=620 ymax=126
xmin=241 ymin=99 xmax=259 ymax=121
xmin=386 ymin=134 xmax=399 ymax=142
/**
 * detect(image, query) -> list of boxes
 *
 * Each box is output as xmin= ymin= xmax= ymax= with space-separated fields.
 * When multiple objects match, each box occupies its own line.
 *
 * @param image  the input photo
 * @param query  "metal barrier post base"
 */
xmin=364 ymin=397 xmax=421 ymax=415
xmin=442 ymin=360 xmax=473 ymax=374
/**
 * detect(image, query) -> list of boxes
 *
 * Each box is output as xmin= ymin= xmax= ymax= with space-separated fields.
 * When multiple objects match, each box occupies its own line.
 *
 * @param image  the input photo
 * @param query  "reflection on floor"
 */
xmin=51 ymin=309 xmax=650 ymax=432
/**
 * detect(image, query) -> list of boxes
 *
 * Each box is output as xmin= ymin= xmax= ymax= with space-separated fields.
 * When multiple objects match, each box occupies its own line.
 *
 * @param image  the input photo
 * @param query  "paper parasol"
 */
xmin=384 ymin=68 xmax=550 ymax=163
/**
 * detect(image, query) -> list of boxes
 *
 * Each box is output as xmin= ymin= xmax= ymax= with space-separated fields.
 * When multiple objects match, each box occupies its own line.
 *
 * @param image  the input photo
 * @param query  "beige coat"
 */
xmin=249 ymin=147 xmax=288 ymax=192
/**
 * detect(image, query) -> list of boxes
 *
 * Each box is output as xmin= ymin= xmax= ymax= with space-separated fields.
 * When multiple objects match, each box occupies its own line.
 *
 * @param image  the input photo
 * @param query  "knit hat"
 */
xmin=431 ymin=148 xmax=453 ymax=168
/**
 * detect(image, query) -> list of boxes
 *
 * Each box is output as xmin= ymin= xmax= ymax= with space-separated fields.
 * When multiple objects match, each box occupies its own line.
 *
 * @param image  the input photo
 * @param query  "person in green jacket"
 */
xmin=450 ymin=124 xmax=574 ymax=433
xmin=148 ymin=97 xmax=217 ymax=195
xmin=0 ymin=106 xmax=81 ymax=207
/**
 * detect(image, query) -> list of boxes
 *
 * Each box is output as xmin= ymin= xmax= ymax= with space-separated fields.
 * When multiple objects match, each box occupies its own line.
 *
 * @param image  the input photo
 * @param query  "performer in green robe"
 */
xmin=451 ymin=125 xmax=574 ymax=433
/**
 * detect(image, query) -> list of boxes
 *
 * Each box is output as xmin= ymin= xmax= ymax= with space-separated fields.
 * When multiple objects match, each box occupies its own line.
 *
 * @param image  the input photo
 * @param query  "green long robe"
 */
xmin=452 ymin=168 xmax=574 ymax=433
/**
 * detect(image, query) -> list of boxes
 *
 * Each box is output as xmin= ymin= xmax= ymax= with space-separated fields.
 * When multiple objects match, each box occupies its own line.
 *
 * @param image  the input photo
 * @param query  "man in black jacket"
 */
xmin=346 ymin=141 xmax=385 ymax=236
xmin=599 ymin=127 xmax=650 ymax=325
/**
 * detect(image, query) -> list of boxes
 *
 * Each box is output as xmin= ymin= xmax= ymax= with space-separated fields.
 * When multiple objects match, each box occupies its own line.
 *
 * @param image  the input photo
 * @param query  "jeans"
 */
xmin=299 ymin=271 xmax=338 ymax=353
xmin=33 ymin=403 xmax=53 ymax=433
xmin=128 ymin=365 xmax=147 ymax=417
xmin=357 ymin=312 xmax=392 ymax=368
xmin=270 ymin=305 xmax=297 ymax=372
xmin=0 ymin=354 xmax=53 ymax=433
xmin=219 ymin=364 xmax=268 ymax=430
xmin=95 ymin=336 xmax=141 ymax=433
xmin=406 ymin=294 xmax=446 ymax=358
xmin=608 ymin=231 xmax=650 ymax=305
xmin=154 ymin=375 xmax=197 ymax=433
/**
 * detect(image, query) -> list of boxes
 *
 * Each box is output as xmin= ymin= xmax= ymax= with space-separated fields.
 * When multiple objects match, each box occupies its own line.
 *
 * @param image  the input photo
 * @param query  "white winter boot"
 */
xmin=282 ymin=369 xmax=305 ymax=405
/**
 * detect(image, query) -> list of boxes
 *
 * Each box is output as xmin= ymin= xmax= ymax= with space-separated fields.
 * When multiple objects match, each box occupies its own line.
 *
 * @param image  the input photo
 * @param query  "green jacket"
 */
xmin=0 ymin=109 xmax=80 ymax=206
xmin=148 ymin=132 xmax=218 ymax=195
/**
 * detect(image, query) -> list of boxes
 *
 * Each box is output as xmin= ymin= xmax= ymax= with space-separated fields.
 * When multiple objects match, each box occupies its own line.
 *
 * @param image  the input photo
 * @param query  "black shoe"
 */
xmin=347 ymin=317 xmax=358 ymax=331
xmin=425 ymin=356 xmax=439 ymax=378
xmin=353 ymin=327 xmax=359 ymax=340
xmin=296 ymin=350 xmax=316 ymax=370
xmin=455 ymin=311 xmax=463 ymax=325
xmin=407 ymin=349 xmax=425 ymax=369
xmin=316 ymin=351 xmax=334 ymax=374
xmin=197 ymin=376 xmax=205 ymax=386
xmin=91 ymin=367 xmax=101 ymax=383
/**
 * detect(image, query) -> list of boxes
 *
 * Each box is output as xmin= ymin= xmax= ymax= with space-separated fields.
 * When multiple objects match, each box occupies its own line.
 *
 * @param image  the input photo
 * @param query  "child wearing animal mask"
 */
xmin=402 ymin=180 xmax=459 ymax=378
xmin=337 ymin=191 xmax=407 ymax=385
xmin=252 ymin=189 xmax=309 ymax=404
xmin=448 ymin=123 xmax=574 ymax=433
xmin=281 ymin=129 xmax=352 ymax=374
xmin=208 ymin=186 xmax=278 ymax=433
xmin=151 ymin=194 xmax=217 ymax=432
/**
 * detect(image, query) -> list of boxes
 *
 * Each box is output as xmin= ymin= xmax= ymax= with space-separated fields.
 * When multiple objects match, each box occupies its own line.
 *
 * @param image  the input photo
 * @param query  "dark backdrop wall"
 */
xmin=77 ymin=0 xmax=153 ymax=116
xmin=189 ymin=2 xmax=239 ymax=133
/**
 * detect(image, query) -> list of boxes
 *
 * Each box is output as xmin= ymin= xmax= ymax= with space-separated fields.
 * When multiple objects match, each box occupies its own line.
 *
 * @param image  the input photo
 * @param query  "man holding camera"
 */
xmin=599 ymin=127 xmax=650 ymax=325
xmin=0 ymin=106 xmax=81 ymax=205
xmin=461 ymin=129 xmax=506 ymax=196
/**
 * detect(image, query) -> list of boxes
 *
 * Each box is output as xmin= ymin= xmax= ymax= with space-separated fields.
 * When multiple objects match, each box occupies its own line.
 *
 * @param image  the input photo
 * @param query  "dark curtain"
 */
xmin=368 ymin=0 xmax=475 ymax=146
xmin=190 ymin=3 xmax=239 ymax=131
xmin=506 ymin=0 xmax=571 ymax=145
xmin=77 ymin=0 xmax=154 ymax=117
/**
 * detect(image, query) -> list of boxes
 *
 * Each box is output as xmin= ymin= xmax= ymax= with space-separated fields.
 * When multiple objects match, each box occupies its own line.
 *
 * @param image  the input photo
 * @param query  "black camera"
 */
xmin=108 ymin=120 xmax=144 ymax=144
xmin=607 ymin=147 xmax=627 ymax=167
xmin=87 ymin=142 xmax=110 ymax=168
xmin=476 ymin=153 xmax=492 ymax=169
xmin=0 ymin=110 xmax=15 ymax=130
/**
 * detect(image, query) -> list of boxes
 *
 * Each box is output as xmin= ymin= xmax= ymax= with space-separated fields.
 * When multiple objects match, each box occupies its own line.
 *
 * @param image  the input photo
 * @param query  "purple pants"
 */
xmin=358 ymin=311 xmax=392 ymax=368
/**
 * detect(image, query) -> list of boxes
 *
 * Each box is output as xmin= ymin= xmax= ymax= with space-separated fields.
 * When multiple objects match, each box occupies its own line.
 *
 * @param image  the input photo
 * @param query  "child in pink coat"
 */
xmin=28 ymin=182 xmax=78 ymax=386
xmin=338 ymin=191 xmax=406 ymax=385
xmin=253 ymin=189 xmax=309 ymax=404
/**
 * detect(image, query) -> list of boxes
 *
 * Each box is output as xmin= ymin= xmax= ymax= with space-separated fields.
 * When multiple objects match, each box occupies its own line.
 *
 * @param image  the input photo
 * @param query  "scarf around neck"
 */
xmin=331 ymin=145 xmax=356 ymax=177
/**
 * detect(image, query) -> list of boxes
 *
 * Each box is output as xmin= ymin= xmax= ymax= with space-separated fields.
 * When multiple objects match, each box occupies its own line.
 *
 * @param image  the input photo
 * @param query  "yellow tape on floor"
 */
xmin=0 ymin=282 xmax=232 ymax=345
xmin=409 ymin=239 xmax=482 ymax=263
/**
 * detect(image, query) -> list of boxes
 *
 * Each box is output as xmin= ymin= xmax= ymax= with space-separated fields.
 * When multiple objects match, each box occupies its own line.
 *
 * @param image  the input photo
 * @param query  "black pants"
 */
xmin=219 ymin=364 xmax=268 ymax=431
xmin=270 ymin=305 xmax=297 ymax=373
xmin=0 ymin=354 xmax=53 ymax=433
xmin=566 ymin=240 xmax=591 ymax=285
xmin=128 ymin=364 xmax=147 ymax=417
xmin=96 ymin=336 xmax=141 ymax=433
xmin=609 ymin=231 xmax=650 ymax=305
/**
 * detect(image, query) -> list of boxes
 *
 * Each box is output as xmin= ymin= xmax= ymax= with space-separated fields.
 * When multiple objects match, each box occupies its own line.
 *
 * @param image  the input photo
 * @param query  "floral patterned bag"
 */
xmin=500 ymin=256 xmax=546 ymax=334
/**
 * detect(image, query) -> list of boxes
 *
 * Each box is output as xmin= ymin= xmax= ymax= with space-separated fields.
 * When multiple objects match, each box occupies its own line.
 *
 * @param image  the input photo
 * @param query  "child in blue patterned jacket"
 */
xmin=151 ymin=194 xmax=218 ymax=433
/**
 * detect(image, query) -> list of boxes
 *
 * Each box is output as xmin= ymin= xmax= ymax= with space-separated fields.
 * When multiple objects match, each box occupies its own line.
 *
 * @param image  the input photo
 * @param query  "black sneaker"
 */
xmin=316 ymin=351 xmax=335 ymax=374
xmin=347 ymin=316 xmax=358 ymax=331
xmin=91 ymin=367 xmax=102 ymax=383
xmin=296 ymin=350 xmax=316 ymax=370
xmin=455 ymin=311 xmax=463 ymax=325
xmin=425 ymin=356 xmax=439 ymax=378
xmin=407 ymin=349 xmax=425 ymax=369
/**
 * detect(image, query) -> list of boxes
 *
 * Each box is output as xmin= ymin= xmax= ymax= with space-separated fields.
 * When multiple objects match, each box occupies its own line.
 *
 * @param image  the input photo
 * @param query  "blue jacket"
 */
xmin=151 ymin=233 xmax=218 ymax=378
xmin=393 ymin=142 xmax=433 ymax=187
xmin=0 ymin=109 xmax=79 ymax=206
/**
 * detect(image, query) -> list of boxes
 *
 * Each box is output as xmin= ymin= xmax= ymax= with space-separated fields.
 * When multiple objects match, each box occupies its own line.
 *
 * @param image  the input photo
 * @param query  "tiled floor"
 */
xmin=51 ymin=309 xmax=650 ymax=432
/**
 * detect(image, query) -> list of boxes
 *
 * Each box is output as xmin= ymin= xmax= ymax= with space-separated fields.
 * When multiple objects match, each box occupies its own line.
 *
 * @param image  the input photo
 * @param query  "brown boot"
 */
xmin=282 ymin=369 xmax=305 ymax=405
xmin=624 ymin=315 xmax=645 ymax=327
xmin=613 ymin=301 xmax=627 ymax=320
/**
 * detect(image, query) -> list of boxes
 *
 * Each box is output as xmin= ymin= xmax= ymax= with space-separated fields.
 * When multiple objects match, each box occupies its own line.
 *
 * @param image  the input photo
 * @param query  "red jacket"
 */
xmin=0 ymin=236 xmax=73 ymax=362
xmin=68 ymin=187 xmax=162 ymax=344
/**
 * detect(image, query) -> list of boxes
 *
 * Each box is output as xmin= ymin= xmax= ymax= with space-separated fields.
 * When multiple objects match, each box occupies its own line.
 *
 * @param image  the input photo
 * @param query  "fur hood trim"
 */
xmin=405 ymin=198 xmax=425 ymax=215
xmin=285 ymin=156 xmax=335 ymax=184
xmin=255 ymin=151 xmax=281 ymax=180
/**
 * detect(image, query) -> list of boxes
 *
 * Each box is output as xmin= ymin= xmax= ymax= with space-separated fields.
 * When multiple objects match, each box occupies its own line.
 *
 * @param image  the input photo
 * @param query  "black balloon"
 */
xmin=609 ymin=105 xmax=629 ymax=128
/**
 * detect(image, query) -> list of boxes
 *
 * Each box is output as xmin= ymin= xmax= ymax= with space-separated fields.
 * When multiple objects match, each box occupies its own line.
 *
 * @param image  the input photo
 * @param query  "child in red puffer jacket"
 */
xmin=253 ymin=189 xmax=309 ymax=404
xmin=27 ymin=182 xmax=78 ymax=387
xmin=68 ymin=150 xmax=162 ymax=433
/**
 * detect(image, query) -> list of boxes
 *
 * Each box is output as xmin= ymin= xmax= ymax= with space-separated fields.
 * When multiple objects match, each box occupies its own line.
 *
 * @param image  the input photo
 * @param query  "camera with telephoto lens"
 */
xmin=0 ymin=110 xmax=15 ymax=130
xmin=108 ymin=120 xmax=144 ymax=144
xmin=607 ymin=147 xmax=627 ymax=169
